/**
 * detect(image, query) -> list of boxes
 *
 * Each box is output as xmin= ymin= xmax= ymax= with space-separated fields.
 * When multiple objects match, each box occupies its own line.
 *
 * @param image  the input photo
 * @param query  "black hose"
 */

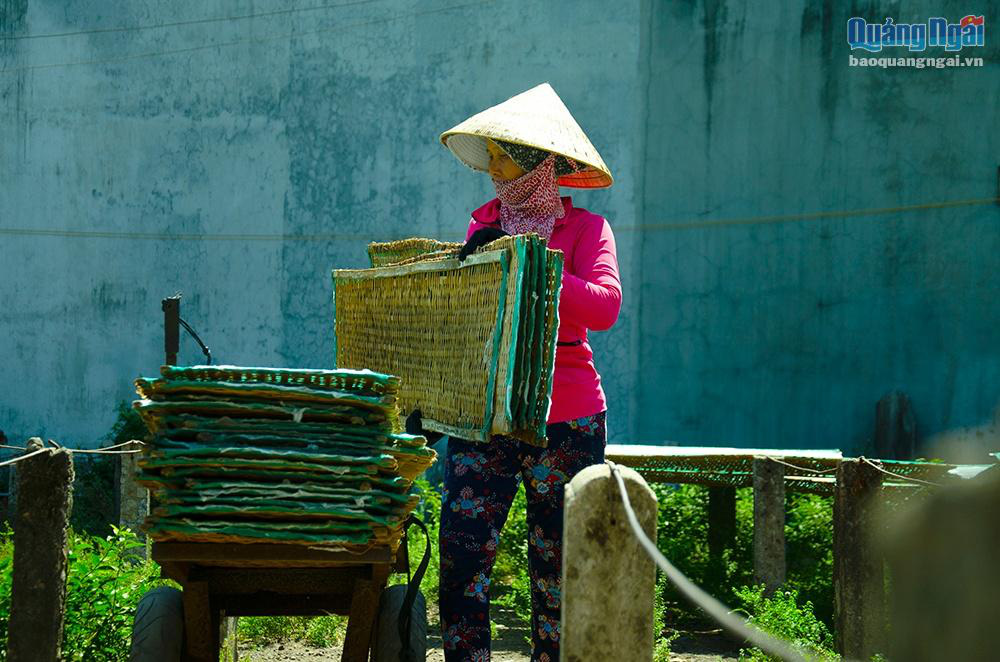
xmin=178 ymin=317 xmax=212 ymax=364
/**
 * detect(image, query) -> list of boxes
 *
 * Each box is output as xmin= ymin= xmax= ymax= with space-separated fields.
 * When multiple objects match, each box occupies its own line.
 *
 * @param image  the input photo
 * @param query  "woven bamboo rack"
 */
xmin=333 ymin=235 xmax=563 ymax=446
xmin=133 ymin=365 xmax=436 ymax=551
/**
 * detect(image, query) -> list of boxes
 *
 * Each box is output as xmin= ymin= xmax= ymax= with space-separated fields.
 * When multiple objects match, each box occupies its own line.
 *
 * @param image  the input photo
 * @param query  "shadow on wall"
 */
xmin=922 ymin=400 xmax=1000 ymax=464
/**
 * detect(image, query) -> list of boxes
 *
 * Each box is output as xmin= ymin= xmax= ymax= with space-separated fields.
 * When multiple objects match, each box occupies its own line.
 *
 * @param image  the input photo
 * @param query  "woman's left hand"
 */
xmin=459 ymin=227 xmax=508 ymax=261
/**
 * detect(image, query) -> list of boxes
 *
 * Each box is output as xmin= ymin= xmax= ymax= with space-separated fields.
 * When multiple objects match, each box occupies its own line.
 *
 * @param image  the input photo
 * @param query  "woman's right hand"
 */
xmin=405 ymin=409 xmax=444 ymax=444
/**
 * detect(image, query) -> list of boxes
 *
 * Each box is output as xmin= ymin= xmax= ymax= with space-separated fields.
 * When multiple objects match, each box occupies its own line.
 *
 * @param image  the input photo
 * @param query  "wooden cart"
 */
xmin=152 ymin=540 xmax=409 ymax=662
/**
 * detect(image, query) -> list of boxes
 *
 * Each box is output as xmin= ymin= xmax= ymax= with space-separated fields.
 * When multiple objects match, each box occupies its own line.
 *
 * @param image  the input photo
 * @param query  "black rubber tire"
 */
xmin=371 ymin=584 xmax=428 ymax=662
xmin=128 ymin=586 xmax=185 ymax=662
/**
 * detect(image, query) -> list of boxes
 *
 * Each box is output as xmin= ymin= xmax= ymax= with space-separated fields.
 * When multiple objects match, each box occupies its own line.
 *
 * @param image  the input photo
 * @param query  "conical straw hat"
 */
xmin=440 ymin=83 xmax=613 ymax=189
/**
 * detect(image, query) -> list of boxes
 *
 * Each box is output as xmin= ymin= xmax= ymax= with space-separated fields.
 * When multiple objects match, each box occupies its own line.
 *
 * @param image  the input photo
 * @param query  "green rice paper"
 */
xmin=139 ymin=455 xmax=382 ymax=476
xmin=527 ymin=237 xmax=549 ymax=430
xmin=158 ymin=365 xmax=400 ymax=398
xmin=147 ymin=444 xmax=397 ymax=469
xmin=159 ymin=414 xmax=393 ymax=441
xmin=136 ymin=378 xmax=397 ymax=409
xmin=139 ymin=466 xmax=411 ymax=492
xmin=153 ymin=502 xmax=402 ymax=526
xmin=146 ymin=518 xmax=376 ymax=545
xmin=135 ymin=399 xmax=391 ymax=428
xmin=154 ymin=481 xmax=416 ymax=505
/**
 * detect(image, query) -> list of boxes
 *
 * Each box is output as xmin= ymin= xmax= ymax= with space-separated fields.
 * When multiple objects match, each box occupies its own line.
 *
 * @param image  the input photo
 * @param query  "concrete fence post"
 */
xmin=562 ymin=463 xmax=657 ymax=662
xmin=834 ymin=458 xmax=885 ymax=659
xmin=752 ymin=457 xmax=786 ymax=594
xmin=6 ymin=438 xmax=74 ymax=662
xmin=118 ymin=440 xmax=149 ymax=552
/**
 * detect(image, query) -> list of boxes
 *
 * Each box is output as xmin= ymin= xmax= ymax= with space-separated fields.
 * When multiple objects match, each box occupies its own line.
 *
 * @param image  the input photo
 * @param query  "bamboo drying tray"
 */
xmin=133 ymin=365 xmax=435 ymax=551
xmin=333 ymin=234 xmax=563 ymax=446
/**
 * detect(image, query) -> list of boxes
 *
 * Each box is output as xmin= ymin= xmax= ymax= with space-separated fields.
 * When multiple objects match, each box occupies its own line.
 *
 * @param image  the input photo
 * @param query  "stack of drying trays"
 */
xmin=133 ymin=365 xmax=436 ymax=551
xmin=333 ymin=234 xmax=563 ymax=447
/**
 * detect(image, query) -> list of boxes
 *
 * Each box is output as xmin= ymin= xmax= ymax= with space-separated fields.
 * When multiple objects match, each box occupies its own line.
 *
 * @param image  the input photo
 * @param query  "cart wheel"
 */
xmin=128 ymin=586 xmax=184 ymax=662
xmin=371 ymin=584 xmax=427 ymax=662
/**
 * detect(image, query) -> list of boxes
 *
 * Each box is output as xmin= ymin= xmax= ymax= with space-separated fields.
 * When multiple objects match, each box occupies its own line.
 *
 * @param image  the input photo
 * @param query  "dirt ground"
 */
xmin=243 ymin=618 xmax=740 ymax=661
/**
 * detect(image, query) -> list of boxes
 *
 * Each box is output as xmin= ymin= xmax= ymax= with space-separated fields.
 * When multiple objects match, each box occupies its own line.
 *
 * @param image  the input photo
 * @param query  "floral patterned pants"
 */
xmin=439 ymin=412 xmax=607 ymax=662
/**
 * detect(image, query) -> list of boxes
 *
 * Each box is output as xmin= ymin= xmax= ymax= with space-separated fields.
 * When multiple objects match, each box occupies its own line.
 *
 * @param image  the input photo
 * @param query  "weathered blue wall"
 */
xmin=1 ymin=1 xmax=997 ymax=456
xmin=637 ymin=0 xmax=999 ymax=454
xmin=0 ymin=0 xmax=644 ymax=447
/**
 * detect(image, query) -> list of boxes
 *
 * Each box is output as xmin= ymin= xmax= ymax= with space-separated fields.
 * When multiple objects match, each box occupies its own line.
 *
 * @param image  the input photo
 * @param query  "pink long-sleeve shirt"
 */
xmin=465 ymin=196 xmax=622 ymax=425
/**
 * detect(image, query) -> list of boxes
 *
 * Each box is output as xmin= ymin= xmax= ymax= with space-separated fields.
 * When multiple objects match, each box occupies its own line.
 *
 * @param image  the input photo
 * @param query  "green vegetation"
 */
xmin=734 ymin=585 xmax=838 ymax=661
xmin=650 ymin=484 xmax=835 ymax=629
xmin=653 ymin=571 xmax=678 ymax=661
xmin=0 ymin=403 xmax=843 ymax=659
xmin=0 ymin=526 xmax=170 ymax=662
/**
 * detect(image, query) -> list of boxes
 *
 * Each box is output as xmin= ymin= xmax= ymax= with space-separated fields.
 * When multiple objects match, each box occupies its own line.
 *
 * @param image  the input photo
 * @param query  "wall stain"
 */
xmin=1 ymin=0 xmax=29 ymax=162
xmin=702 ymin=0 xmax=727 ymax=140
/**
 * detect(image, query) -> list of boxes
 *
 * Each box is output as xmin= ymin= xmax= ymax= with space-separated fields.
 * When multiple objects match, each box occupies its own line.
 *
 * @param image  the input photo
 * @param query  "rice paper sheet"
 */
xmin=135 ymin=399 xmax=391 ymax=427
xmin=136 ymin=378 xmax=397 ymax=409
xmin=146 ymin=444 xmax=397 ymax=469
xmin=133 ymin=364 xmax=435 ymax=549
xmin=159 ymin=414 xmax=393 ymax=441
xmin=153 ymin=502 xmax=402 ymax=527
xmin=138 ymin=465 xmax=412 ymax=492
xmin=139 ymin=455 xmax=382 ymax=476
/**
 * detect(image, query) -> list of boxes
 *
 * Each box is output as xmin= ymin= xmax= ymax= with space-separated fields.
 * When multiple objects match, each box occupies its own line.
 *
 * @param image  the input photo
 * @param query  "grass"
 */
xmin=734 ymin=585 xmax=838 ymax=661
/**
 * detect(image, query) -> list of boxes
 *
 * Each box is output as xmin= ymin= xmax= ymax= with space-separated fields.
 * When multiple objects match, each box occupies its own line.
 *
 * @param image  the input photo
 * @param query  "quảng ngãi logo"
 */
xmin=847 ymin=15 xmax=985 ymax=52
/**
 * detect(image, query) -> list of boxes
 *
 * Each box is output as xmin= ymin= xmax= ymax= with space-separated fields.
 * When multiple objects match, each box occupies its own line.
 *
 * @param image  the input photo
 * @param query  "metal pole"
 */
xmin=162 ymin=296 xmax=180 ymax=366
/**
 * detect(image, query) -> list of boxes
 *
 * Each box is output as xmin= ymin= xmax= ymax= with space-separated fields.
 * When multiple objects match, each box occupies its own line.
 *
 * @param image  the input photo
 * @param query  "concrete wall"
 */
xmin=1 ymin=0 xmax=997 ymax=457
xmin=637 ymin=0 xmax=999 ymax=454
xmin=0 ymin=0 xmax=644 ymax=447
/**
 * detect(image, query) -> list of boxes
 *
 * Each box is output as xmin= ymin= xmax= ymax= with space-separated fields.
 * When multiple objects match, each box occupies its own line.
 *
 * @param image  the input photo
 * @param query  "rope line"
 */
xmin=0 ymin=440 xmax=147 ymax=459
xmin=761 ymin=456 xmax=839 ymax=475
xmin=1 ymin=197 xmax=994 ymax=242
xmin=0 ymin=0 xmax=494 ymax=74
xmin=859 ymin=456 xmax=942 ymax=488
xmin=606 ymin=461 xmax=817 ymax=662
xmin=0 ymin=448 xmax=52 ymax=468
xmin=0 ymin=0 xmax=385 ymax=41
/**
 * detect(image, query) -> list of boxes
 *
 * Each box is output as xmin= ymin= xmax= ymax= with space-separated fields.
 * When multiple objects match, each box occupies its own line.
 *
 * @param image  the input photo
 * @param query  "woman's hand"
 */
xmin=459 ymin=227 xmax=508 ymax=261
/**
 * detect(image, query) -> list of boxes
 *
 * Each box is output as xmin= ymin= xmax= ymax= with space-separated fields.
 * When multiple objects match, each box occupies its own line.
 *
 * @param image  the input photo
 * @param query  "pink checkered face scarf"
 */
xmin=492 ymin=153 xmax=565 ymax=241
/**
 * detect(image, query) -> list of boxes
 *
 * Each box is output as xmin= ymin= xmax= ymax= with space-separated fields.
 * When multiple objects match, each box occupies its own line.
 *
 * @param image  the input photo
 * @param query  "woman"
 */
xmin=431 ymin=83 xmax=621 ymax=662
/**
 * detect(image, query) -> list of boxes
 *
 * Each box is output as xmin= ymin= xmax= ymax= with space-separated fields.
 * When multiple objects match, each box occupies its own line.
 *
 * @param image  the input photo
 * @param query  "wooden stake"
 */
xmin=707 ymin=486 xmax=736 ymax=586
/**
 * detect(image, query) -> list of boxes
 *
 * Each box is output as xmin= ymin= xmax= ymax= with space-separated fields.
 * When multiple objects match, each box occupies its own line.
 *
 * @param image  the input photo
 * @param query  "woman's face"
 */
xmin=486 ymin=139 xmax=527 ymax=182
